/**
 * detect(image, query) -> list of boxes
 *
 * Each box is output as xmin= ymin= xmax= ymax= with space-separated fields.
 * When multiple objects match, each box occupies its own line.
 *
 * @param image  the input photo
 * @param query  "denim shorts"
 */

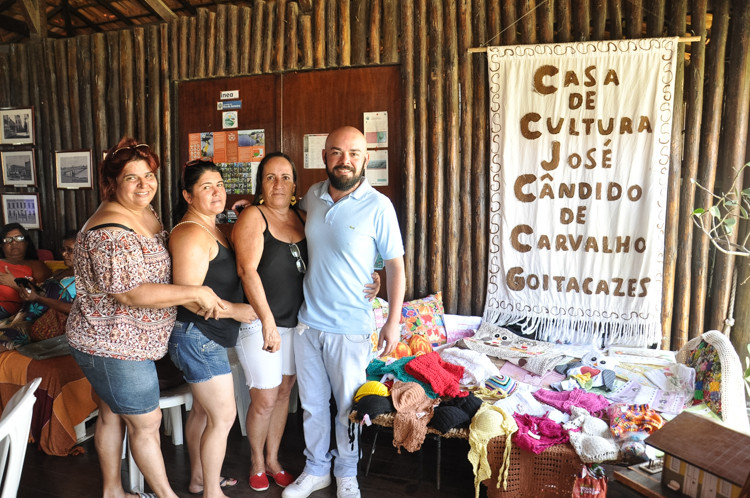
xmin=69 ymin=347 xmax=160 ymax=415
xmin=168 ymin=320 xmax=231 ymax=384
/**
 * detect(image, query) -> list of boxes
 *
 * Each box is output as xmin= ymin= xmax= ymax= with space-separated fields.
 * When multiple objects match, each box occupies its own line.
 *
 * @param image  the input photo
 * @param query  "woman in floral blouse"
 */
xmin=66 ymin=138 xmax=225 ymax=498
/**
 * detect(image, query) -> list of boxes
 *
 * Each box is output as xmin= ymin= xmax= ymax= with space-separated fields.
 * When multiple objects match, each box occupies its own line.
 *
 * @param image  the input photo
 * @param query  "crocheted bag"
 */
xmin=676 ymin=330 xmax=749 ymax=433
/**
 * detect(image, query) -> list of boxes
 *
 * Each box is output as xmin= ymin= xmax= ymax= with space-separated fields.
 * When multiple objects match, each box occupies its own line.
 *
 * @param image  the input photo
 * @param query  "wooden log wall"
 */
xmin=0 ymin=0 xmax=748 ymax=352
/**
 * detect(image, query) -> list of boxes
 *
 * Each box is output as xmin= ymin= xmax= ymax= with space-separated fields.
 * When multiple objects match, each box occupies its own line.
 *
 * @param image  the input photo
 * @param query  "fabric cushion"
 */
xmin=370 ymin=293 xmax=448 ymax=349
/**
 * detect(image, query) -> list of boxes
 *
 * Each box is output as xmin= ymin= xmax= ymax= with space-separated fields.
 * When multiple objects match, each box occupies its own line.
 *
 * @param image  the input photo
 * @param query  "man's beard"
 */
xmin=327 ymin=165 xmax=364 ymax=191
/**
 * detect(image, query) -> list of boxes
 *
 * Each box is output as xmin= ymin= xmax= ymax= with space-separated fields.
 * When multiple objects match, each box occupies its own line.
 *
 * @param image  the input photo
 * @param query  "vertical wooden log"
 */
xmin=263 ymin=2 xmax=275 ymax=73
xmin=0 ymin=53 xmax=10 ymax=106
xmin=673 ymin=0 xmax=708 ymax=349
xmin=458 ymin=0 xmax=473 ymax=314
xmin=251 ymin=0 xmax=264 ymax=74
xmin=626 ymin=0 xmax=642 ymax=38
xmin=286 ymin=1 xmax=299 ymax=70
xmin=646 ymin=0 xmax=665 ymax=37
xmin=369 ymin=0 xmax=381 ymax=64
xmin=29 ymin=40 xmax=54 ymax=243
xmin=416 ymin=0 xmax=428 ymax=296
xmin=519 ymin=0 xmax=537 ymax=44
xmin=145 ymin=26 xmax=162 ymax=218
xmin=383 ymin=0 xmax=398 ymax=63
xmin=228 ymin=4 xmax=240 ymax=75
xmin=352 ymin=0 xmax=367 ymax=65
xmin=119 ymin=31 xmax=134 ymax=138
xmin=609 ymin=0 xmax=623 ymax=39
xmin=660 ymin=2 xmax=686 ymax=349
xmin=51 ymin=39 xmax=66 ymax=147
xmin=538 ymin=0 xmax=554 ymax=43
xmin=427 ymin=0 xmax=444 ymax=295
xmin=169 ymin=18 xmax=179 ymax=82
xmin=556 ymin=0 xmax=571 ymax=42
xmin=216 ymin=4 xmax=228 ymax=76
xmin=274 ymin=0 xmax=287 ymax=71
xmin=592 ymin=0 xmax=607 ymax=40
xmin=188 ymin=16 xmax=197 ymax=78
xmin=501 ymin=1 xmax=517 ymax=45
xmin=92 ymin=33 xmax=108 ymax=170
xmin=300 ymin=14 xmax=313 ymax=68
xmin=159 ymin=23 xmax=172 ymax=225
xmin=708 ymin=0 xmax=750 ymax=334
xmin=66 ymin=39 xmax=82 ymax=149
xmin=444 ymin=0 xmax=459 ymax=313
xmin=9 ymin=45 xmax=30 ymax=105
xmin=313 ymin=0 xmax=326 ymax=68
xmin=327 ymin=0 xmax=338 ymax=66
xmin=53 ymin=40 xmax=71 ymax=149
xmin=401 ymin=0 xmax=416 ymax=300
xmin=133 ymin=28 xmax=146 ymax=142
xmin=240 ymin=6 xmax=252 ymax=74
xmin=691 ymin=0 xmax=730 ymax=339
xmin=572 ymin=0 xmax=590 ymax=41
xmin=179 ymin=16 xmax=189 ymax=80
xmin=339 ymin=0 xmax=351 ymax=66
xmin=196 ymin=10 xmax=207 ymax=78
xmin=472 ymin=0 xmax=487 ymax=315
xmin=487 ymin=1 xmax=501 ymax=47
xmin=77 ymin=36 xmax=96 ymax=219
xmin=207 ymin=11 xmax=217 ymax=76
xmin=299 ymin=0 xmax=313 ymax=13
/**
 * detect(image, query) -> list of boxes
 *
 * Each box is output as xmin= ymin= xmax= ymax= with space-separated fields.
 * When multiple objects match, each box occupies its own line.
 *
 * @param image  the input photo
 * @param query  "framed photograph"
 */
xmin=0 ymin=107 xmax=34 ymax=145
xmin=56 ymin=149 xmax=93 ymax=189
xmin=1 ymin=149 xmax=36 ymax=187
xmin=2 ymin=193 xmax=41 ymax=229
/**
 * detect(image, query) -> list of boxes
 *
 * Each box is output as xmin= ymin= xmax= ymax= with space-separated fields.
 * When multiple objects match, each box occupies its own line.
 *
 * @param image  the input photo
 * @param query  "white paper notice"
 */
xmin=364 ymin=111 xmax=388 ymax=148
xmin=304 ymin=134 xmax=328 ymax=169
xmin=365 ymin=149 xmax=388 ymax=186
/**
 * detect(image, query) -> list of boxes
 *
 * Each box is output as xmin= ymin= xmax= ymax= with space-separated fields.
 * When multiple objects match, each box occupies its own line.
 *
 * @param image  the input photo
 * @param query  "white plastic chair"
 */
xmin=125 ymin=383 xmax=193 ymax=493
xmin=0 ymin=377 xmax=42 ymax=498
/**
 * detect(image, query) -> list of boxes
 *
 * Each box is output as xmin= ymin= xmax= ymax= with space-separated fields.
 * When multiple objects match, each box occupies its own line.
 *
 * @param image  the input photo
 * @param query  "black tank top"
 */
xmin=176 ymin=241 xmax=245 ymax=347
xmin=256 ymin=208 xmax=307 ymax=328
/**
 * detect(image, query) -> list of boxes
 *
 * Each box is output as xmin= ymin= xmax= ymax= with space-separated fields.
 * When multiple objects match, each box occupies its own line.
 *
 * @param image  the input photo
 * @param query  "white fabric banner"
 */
xmin=484 ymin=38 xmax=678 ymax=347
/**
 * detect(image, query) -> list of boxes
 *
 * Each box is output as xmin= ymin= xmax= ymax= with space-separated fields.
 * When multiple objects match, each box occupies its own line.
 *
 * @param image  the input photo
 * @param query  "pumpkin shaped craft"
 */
xmin=409 ymin=334 xmax=433 ymax=356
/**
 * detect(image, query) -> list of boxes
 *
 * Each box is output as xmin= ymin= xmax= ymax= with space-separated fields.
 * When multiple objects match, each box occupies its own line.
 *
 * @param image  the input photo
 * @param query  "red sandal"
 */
xmin=266 ymin=470 xmax=295 ymax=488
xmin=249 ymin=472 xmax=269 ymax=491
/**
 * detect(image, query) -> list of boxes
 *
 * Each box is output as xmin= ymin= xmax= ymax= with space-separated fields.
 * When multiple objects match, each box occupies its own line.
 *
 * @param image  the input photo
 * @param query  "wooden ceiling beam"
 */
xmin=140 ymin=0 xmax=177 ymax=21
xmin=91 ymin=0 xmax=134 ymax=25
xmin=18 ymin=0 xmax=47 ymax=37
xmin=0 ymin=13 xmax=30 ymax=36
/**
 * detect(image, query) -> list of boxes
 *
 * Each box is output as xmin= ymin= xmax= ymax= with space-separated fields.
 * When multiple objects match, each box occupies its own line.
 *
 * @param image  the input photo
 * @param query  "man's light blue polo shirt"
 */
xmin=298 ymin=178 xmax=404 ymax=334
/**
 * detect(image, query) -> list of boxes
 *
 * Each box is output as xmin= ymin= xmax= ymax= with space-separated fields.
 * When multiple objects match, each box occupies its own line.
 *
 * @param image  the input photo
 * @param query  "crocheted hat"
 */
xmin=468 ymin=404 xmax=518 ymax=497
xmin=563 ymin=406 xmax=619 ymax=463
xmin=443 ymin=391 xmax=483 ymax=418
xmin=352 ymin=395 xmax=395 ymax=422
xmin=404 ymin=351 xmax=468 ymax=398
xmin=429 ymin=405 xmax=471 ymax=433
xmin=354 ymin=380 xmax=389 ymax=402
xmin=484 ymin=374 xmax=518 ymax=397
xmin=390 ymin=381 xmax=435 ymax=453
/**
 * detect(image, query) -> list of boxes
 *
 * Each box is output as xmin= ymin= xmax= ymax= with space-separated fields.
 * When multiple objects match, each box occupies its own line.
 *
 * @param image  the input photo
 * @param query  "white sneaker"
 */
xmin=281 ymin=472 xmax=332 ymax=498
xmin=336 ymin=476 xmax=361 ymax=498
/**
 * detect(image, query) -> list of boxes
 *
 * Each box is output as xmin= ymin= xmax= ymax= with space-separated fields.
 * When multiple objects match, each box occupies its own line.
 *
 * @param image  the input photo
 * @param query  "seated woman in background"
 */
xmin=0 ymin=223 xmax=52 ymax=319
xmin=19 ymin=230 xmax=78 ymax=341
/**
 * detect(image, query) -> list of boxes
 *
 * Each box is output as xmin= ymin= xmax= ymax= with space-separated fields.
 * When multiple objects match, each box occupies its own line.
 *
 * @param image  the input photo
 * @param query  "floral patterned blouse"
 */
xmin=66 ymin=226 xmax=176 ymax=361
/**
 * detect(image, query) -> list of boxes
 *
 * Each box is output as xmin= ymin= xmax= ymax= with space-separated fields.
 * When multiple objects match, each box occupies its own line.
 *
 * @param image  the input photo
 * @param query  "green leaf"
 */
xmin=710 ymin=205 xmax=721 ymax=219
xmin=742 ymin=188 xmax=750 ymax=197
xmin=693 ymin=208 xmax=706 ymax=215
xmin=726 ymin=199 xmax=737 ymax=207
xmin=724 ymin=218 xmax=737 ymax=227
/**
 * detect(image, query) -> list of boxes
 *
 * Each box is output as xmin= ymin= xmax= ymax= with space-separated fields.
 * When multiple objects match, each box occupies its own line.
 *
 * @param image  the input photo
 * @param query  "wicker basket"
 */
xmin=484 ymin=434 xmax=583 ymax=497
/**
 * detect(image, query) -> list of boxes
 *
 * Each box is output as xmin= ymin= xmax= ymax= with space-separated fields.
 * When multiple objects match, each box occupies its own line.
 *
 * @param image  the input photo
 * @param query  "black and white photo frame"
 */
xmin=56 ymin=149 xmax=93 ymax=189
xmin=2 ymin=193 xmax=41 ymax=229
xmin=0 ymin=107 xmax=34 ymax=145
xmin=1 ymin=149 xmax=36 ymax=187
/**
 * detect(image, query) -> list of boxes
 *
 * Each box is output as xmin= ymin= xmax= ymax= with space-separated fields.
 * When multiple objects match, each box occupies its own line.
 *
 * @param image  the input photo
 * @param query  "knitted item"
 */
xmin=390 ymin=381 xmax=435 ymax=453
xmin=354 ymin=381 xmax=389 ymax=402
xmin=468 ymin=403 xmax=517 ymax=497
xmin=404 ymin=351 xmax=469 ymax=398
xmin=676 ymin=330 xmax=750 ymax=433
xmin=429 ymin=405 xmax=471 ymax=432
xmin=563 ymin=406 xmax=619 ymax=463
xmin=439 ymin=347 xmax=501 ymax=387
xmin=484 ymin=374 xmax=518 ymax=397
xmin=512 ymin=413 xmax=569 ymax=454
xmin=608 ymin=403 xmax=663 ymax=440
xmin=351 ymin=395 xmax=395 ymax=422
xmin=532 ymin=388 xmax=611 ymax=417
xmin=442 ymin=391 xmax=483 ymax=418
xmin=366 ymin=357 xmax=438 ymax=398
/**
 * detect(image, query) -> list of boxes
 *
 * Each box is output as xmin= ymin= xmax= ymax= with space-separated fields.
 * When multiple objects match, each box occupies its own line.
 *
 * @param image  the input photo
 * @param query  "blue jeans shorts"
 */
xmin=168 ymin=320 xmax=231 ymax=384
xmin=69 ymin=347 xmax=160 ymax=415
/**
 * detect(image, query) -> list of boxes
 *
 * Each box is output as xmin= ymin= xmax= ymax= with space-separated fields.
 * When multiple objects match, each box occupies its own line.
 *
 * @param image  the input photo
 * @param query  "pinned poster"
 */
xmin=365 ymin=149 xmax=388 ymax=186
xmin=364 ymin=111 xmax=388 ymax=148
xmin=304 ymin=134 xmax=328 ymax=169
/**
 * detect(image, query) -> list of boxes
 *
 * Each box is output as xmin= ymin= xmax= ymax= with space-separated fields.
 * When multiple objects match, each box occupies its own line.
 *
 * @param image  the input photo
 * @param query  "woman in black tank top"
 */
xmin=168 ymin=160 xmax=257 ymax=495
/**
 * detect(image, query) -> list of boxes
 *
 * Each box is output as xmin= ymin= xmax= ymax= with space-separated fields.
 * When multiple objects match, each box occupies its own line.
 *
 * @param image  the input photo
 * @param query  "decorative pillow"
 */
xmin=370 ymin=293 xmax=448 ymax=350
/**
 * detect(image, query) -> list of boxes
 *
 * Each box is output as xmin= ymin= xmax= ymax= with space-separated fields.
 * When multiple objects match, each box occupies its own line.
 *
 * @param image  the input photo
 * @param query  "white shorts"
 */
xmin=235 ymin=320 xmax=295 ymax=389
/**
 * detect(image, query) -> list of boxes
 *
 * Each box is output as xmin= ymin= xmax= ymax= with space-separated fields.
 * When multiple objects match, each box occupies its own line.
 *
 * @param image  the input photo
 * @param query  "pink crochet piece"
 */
xmin=512 ymin=413 xmax=569 ymax=454
xmin=404 ymin=352 xmax=469 ymax=398
xmin=532 ymin=388 xmax=610 ymax=416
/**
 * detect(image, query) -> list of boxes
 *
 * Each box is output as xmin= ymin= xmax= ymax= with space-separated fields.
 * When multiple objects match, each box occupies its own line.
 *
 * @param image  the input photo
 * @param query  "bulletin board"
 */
xmin=176 ymin=65 xmax=402 ymax=214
